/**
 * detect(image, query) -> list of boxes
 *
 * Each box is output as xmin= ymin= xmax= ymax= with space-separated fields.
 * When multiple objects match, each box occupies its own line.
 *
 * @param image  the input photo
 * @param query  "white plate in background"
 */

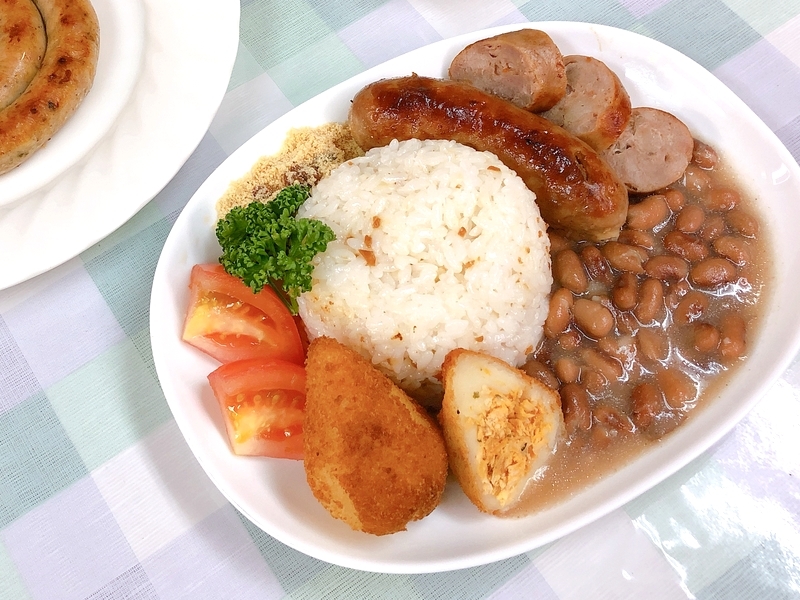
xmin=0 ymin=0 xmax=240 ymax=289
xmin=150 ymin=22 xmax=800 ymax=573
xmin=0 ymin=0 xmax=144 ymax=206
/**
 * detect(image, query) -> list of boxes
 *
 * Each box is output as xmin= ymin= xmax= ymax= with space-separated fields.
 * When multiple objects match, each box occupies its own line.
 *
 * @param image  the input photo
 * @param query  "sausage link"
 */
xmin=0 ymin=0 xmax=46 ymax=110
xmin=349 ymin=75 xmax=629 ymax=241
xmin=449 ymin=29 xmax=566 ymax=112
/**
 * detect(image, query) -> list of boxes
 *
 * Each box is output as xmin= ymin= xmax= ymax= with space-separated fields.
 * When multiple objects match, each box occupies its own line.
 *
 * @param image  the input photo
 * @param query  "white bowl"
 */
xmin=150 ymin=21 xmax=800 ymax=573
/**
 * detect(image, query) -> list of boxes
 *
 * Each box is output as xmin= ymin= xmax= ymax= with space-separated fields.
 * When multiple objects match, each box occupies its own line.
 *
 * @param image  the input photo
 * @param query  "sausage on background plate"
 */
xmin=348 ymin=74 xmax=629 ymax=242
xmin=0 ymin=0 xmax=100 ymax=175
xmin=0 ymin=0 xmax=46 ymax=110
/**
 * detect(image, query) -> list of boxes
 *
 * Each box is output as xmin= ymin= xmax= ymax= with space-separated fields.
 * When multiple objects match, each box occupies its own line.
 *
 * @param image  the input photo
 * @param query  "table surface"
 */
xmin=2 ymin=0 xmax=800 ymax=598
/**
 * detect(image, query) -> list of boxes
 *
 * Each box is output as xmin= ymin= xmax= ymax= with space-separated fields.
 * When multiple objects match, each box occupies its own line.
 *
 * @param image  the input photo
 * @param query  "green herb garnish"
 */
xmin=215 ymin=183 xmax=335 ymax=314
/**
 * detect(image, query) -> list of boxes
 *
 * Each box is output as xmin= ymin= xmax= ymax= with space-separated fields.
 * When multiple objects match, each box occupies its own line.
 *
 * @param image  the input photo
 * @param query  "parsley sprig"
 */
xmin=215 ymin=183 xmax=335 ymax=314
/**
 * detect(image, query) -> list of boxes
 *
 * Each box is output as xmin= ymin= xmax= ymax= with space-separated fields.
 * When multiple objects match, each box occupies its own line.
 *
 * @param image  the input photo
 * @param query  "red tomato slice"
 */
xmin=182 ymin=264 xmax=304 ymax=365
xmin=208 ymin=358 xmax=306 ymax=459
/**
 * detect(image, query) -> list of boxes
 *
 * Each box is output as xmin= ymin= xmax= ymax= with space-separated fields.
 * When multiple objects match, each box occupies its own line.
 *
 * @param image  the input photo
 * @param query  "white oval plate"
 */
xmin=0 ymin=0 xmax=240 ymax=289
xmin=150 ymin=22 xmax=800 ymax=573
xmin=0 ymin=0 xmax=145 ymax=206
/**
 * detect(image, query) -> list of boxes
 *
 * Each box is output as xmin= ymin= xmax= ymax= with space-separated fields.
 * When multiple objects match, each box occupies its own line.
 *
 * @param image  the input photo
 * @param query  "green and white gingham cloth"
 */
xmin=2 ymin=0 xmax=800 ymax=598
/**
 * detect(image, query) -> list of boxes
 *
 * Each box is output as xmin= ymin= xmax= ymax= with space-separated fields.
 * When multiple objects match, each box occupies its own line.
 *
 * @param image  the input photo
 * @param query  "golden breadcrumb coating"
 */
xmin=303 ymin=337 xmax=448 ymax=535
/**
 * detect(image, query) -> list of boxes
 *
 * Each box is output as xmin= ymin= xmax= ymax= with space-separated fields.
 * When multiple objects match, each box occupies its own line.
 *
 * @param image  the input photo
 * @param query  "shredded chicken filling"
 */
xmin=473 ymin=385 xmax=551 ymax=505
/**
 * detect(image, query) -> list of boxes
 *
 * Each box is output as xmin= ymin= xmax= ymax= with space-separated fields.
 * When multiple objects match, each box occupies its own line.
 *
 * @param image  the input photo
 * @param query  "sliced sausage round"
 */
xmin=541 ymin=55 xmax=631 ymax=151
xmin=601 ymin=107 xmax=694 ymax=194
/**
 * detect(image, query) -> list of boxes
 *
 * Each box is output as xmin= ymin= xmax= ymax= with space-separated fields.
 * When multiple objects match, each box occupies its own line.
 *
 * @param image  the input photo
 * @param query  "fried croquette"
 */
xmin=303 ymin=337 xmax=449 ymax=535
xmin=439 ymin=349 xmax=565 ymax=514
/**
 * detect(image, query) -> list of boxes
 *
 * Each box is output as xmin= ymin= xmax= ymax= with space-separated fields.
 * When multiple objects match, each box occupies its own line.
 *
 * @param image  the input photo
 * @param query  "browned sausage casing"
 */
xmin=348 ymin=75 xmax=629 ymax=242
xmin=0 ymin=0 xmax=100 ymax=175
xmin=0 ymin=0 xmax=47 ymax=110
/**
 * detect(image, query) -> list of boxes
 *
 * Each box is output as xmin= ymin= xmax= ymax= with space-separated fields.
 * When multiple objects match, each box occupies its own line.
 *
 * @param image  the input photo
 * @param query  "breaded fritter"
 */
xmin=439 ymin=349 xmax=565 ymax=514
xmin=303 ymin=337 xmax=448 ymax=535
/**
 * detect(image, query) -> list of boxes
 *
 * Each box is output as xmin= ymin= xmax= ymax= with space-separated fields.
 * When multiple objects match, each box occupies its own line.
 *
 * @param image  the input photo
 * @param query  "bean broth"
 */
xmin=508 ymin=141 xmax=771 ymax=516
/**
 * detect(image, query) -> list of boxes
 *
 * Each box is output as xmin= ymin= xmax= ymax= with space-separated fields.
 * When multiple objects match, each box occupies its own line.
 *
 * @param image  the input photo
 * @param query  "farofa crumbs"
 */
xmin=215 ymin=122 xmax=364 ymax=218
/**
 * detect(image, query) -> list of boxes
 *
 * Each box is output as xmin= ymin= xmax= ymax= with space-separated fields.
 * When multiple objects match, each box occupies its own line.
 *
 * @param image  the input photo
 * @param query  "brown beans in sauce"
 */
xmin=532 ymin=139 xmax=766 ymax=457
xmin=726 ymin=208 xmax=759 ymax=237
xmin=690 ymin=257 xmax=737 ymax=288
xmin=602 ymin=242 xmax=648 ymax=273
xmin=691 ymin=322 xmax=720 ymax=353
xmin=644 ymin=255 xmax=689 ymax=281
xmin=560 ymin=383 xmax=592 ymax=434
xmin=713 ymin=236 xmax=750 ymax=266
xmin=634 ymin=278 xmax=664 ymax=324
xmin=627 ymin=194 xmax=670 ymax=231
xmin=553 ymin=249 xmax=589 ymax=293
xmin=636 ymin=327 xmax=669 ymax=363
xmin=655 ymin=368 xmax=698 ymax=410
xmin=573 ymin=299 xmax=615 ymax=339
xmin=700 ymin=214 xmax=726 ymax=241
xmin=674 ymin=290 xmax=709 ymax=325
xmin=544 ymin=287 xmax=573 ymax=339
xmin=617 ymin=229 xmax=656 ymax=250
xmin=612 ymin=272 xmax=638 ymax=311
xmin=631 ymin=382 xmax=666 ymax=430
xmin=684 ymin=164 xmax=712 ymax=194
xmin=675 ymin=204 xmax=705 ymax=233
xmin=663 ymin=231 xmax=709 ymax=263
xmin=719 ymin=314 xmax=747 ymax=360
xmin=663 ymin=188 xmax=686 ymax=212
xmin=692 ymin=139 xmax=719 ymax=170
xmin=705 ymin=187 xmax=740 ymax=212
xmin=580 ymin=245 xmax=613 ymax=284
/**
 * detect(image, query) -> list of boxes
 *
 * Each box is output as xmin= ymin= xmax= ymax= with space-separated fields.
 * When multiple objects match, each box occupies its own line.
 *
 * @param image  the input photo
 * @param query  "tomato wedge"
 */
xmin=182 ymin=263 xmax=304 ymax=365
xmin=208 ymin=358 xmax=306 ymax=459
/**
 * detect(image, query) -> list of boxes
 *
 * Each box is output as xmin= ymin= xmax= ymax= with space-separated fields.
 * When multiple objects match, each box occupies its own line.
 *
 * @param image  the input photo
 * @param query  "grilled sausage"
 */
xmin=449 ymin=29 xmax=566 ymax=112
xmin=0 ymin=0 xmax=46 ymax=110
xmin=541 ymin=55 xmax=631 ymax=152
xmin=0 ymin=0 xmax=100 ymax=175
xmin=601 ymin=107 xmax=693 ymax=194
xmin=348 ymin=75 xmax=629 ymax=242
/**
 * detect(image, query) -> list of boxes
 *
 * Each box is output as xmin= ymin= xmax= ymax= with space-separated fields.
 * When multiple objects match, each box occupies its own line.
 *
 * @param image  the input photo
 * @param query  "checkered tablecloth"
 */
xmin=2 ymin=0 xmax=800 ymax=598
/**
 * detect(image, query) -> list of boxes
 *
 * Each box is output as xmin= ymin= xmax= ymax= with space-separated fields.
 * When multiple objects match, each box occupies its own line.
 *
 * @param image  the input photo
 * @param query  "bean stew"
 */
xmin=509 ymin=140 xmax=770 ymax=515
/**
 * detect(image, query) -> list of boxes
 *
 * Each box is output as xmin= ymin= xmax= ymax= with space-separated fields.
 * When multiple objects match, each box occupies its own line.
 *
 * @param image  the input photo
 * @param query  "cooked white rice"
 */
xmin=297 ymin=138 xmax=552 ymax=400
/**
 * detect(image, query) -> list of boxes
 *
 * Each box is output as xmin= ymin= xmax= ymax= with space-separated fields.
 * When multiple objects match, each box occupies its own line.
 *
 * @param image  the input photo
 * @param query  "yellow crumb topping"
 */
xmin=215 ymin=122 xmax=364 ymax=219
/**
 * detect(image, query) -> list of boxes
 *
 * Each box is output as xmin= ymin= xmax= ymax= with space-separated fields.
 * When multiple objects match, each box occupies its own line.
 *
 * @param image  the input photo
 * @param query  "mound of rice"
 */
xmin=297 ymin=138 xmax=552 ymax=403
